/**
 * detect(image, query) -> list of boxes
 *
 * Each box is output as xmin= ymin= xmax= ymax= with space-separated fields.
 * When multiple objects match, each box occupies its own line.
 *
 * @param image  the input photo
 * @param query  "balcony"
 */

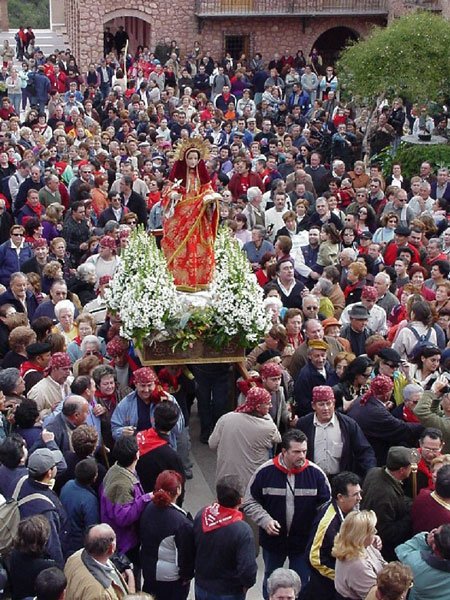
xmin=194 ymin=0 xmax=389 ymax=18
xmin=404 ymin=0 xmax=442 ymax=10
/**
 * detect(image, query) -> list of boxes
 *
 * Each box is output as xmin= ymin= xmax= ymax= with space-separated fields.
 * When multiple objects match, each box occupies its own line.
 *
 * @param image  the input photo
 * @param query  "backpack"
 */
xmin=407 ymin=325 xmax=434 ymax=360
xmin=0 ymin=475 xmax=55 ymax=555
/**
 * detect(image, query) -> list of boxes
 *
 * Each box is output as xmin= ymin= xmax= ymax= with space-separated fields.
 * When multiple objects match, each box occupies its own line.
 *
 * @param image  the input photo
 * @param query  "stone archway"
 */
xmin=312 ymin=26 xmax=359 ymax=68
xmin=103 ymin=9 xmax=152 ymax=55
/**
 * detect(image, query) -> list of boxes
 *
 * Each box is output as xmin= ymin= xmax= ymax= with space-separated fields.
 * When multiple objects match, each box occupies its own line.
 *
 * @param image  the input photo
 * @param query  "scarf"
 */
xmin=25 ymin=200 xmax=43 ymax=218
xmin=95 ymin=389 xmax=117 ymax=414
xmin=19 ymin=360 xmax=45 ymax=378
xmin=136 ymin=427 xmax=168 ymax=457
xmin=273 ymin=453 xmax=308 ymax=476
xmin=403 ymin=404 xmax=420 ymax=424
xmin=201 ymin=502 xmax=243 ymax=533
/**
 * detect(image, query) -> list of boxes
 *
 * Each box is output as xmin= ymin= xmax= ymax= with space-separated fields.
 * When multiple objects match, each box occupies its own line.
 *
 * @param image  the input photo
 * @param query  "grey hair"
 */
xmin=374 ymin=271 xmax=391 ymax=285
xmin=317 ymin=278 xmax=333 ymax=297
xmin=80 ymin=335 xmax=101 ymax=354
xmin=267 ymin=568 xmax=301 ymax=597
xmin=77 ymin=262 xmax=96 ymax=282
xmin=429 ymin=237 xmax=443 ymax=250
xmin=54 ymin=299 xmax=75 ymax=320
xmin=0 ymin=367 xmax=21 ymax=394
xmin=340 ymin=248 xmax=357 ymax=261
xmin=247 ymin=186 xmax=262 ymax=201
xmin=302 ymin=294 xmax=318 ymax=309
xmin=403 ymin=383 xmax=423 ymax=401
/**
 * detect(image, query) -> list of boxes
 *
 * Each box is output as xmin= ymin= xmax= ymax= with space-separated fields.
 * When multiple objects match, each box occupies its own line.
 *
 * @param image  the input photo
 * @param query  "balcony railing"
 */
xmin=194 ymin=0 xmax=389 ymax=17
xmin=404 ymin=0 xmax=442 ymax=10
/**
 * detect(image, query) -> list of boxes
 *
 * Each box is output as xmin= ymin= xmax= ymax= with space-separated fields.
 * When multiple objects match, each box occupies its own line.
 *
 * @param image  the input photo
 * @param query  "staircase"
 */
xmin=0 ymin=28 xmax=69 ymax=60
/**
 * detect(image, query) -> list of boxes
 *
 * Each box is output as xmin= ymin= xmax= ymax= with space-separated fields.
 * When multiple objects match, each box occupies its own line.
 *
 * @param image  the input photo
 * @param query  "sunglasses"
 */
xmin=12 ymin=232 xmax=23 ymax=236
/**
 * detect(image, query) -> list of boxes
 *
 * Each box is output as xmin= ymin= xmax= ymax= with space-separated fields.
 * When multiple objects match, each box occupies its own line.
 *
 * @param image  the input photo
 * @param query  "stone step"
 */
xmin=0 ymin=28 xmax=69 ymax=56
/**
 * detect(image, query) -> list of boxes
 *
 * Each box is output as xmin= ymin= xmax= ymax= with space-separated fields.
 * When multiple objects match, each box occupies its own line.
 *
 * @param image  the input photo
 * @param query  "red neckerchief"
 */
xmin=273 ymin=453 xmax=309 ymax=476
xmin=136 ymin=427 xmax=168 ymax=457
xmin=19 ymin=360 xmax=44 ymax=378
xmin=25 ymin=200 xmax=42 ymax=218
xmin=73 ymin=336 xmax=82 ymax=346
xmin=403 ymin=405 xmax=420 ymax=423
xmin=94 ymin=389 xmax=117 ymax=413
xmin=201 ymin=502 xmax=243 ymax=533
xmin=344 ymin=281 xmax=359 ymax=299
xmin=417 ymin=451 xmax=435 ymax=489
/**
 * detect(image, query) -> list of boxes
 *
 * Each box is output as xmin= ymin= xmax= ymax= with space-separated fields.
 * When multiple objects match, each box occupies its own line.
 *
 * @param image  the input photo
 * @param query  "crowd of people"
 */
xmin=0 ymin=25 xmax=448 ymax=600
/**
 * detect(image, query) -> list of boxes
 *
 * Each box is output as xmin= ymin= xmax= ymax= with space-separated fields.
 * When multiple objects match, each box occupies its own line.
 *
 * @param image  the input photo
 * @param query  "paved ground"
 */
xmin=185 ymin=403 xmax=265 ymax=599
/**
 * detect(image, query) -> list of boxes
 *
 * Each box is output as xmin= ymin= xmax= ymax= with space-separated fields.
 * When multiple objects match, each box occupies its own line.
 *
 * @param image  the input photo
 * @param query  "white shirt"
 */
xmin=313 ymin=413 xmax=342 ymax=475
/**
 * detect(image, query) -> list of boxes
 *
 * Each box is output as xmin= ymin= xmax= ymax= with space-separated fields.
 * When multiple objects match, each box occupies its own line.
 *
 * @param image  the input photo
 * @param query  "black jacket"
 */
xmin=121 ymin=190 xmax=147 ymax=225
xmin=297 ymin=411 xmax=376 ymax=477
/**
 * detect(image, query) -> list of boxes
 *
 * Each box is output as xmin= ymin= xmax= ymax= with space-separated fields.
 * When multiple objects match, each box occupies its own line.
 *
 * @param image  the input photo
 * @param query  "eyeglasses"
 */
xmin=383 ymin=361 xmax=398 ymax=369
xmin=12 ymin=232 xmax=23 ymax=237
xmin=304 ymin=306 xmax=318 ymax=310
xmin=127 ymin=220 xmax=137 ymax=224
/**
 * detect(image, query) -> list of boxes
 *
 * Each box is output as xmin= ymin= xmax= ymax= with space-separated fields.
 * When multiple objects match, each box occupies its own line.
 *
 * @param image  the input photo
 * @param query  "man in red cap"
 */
xmin=106 ymin=335 xmax=139 ymax=392
xmin=111 ymin=366 xmax=184 ymax=450
xmin=260 ymin=361 xmax=297 ymax=432
xmin=28 ymin=351 xmax=73 ymax=419
xmin=209 ymin=386 xmax=281 ymax=491
xmin=340 ymin=285 xmax=388 ymax=336
xmin=297 ymin=385 xmax=375 ymax=478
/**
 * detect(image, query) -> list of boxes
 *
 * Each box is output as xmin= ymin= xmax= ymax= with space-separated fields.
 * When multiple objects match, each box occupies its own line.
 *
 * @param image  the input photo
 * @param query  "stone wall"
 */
xmin=0 ymin=0 xmax=8 ymax=32
xmin=64 ymin=0 xmax=447 ymax=69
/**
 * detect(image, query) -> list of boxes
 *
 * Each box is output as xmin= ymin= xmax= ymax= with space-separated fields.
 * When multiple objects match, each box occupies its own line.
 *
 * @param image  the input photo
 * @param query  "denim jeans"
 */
xmin=195 ymin=584 xmax=246 ymax=600
xmin=262 ymin=548 xmax=310 ymax=599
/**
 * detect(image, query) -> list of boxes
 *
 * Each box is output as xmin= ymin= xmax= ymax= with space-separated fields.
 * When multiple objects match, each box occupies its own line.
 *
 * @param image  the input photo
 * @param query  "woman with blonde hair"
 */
xmin=333 ymin=510 xmax=386 ymax=599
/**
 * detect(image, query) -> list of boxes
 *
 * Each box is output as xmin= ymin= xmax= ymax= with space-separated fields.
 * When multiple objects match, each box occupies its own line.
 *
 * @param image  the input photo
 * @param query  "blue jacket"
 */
xmin=243 ymin=455 xmax=331 ymax=554
xmin=348 ymin=396 xmax=423 ymax=466
xmin=396 ymin=533 xmax=450 ymax=600
xmin=294 ymin=361 xmax=335 ymax=416
xmin=16 ymin=476 xmax=69 ymax=567
xmin=34 ymin=71 xmax=51 ymax=102
xmin=60 ymin=480 xmax=99 ymax=556
xmin=111 ymin=391 xmax=184 ymax=447
xmin=0 ymin=241 xmax=33 ymax=286
xmin=297 ymin=411 xmax=376 ymax=477
xmin=0 ymin=287 xmax=38 ymax=320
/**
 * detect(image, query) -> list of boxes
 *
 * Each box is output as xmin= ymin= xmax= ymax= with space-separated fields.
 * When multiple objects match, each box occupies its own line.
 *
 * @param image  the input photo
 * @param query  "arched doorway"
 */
xmin=312 ymin=27 xmax=359 ymax=68
xmin=103 ymin=9 xmax=152 ymax=56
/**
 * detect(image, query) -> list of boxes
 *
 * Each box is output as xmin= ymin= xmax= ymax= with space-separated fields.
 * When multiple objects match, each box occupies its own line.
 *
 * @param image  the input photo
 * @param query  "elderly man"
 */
xmin=374 ymin=272 xmax=399 ymax=317
xmin=340 ymin=305 xmax=372 ymax=356
xmin=111 ymin=367 xmax=183 ymax=447
xmin=64 ymin=523 xmax=132 ymax=599
xmin=425 ymin=238 xmax=449 ymax=273
xmin=340 ymin=285 xmax=387 ymax=335
xmin=411 ymin=464 xmax=450 ymax=535
xmin=381 ymin=188 xmax=414 ymax=226
xmin=294 ymin=339 xmax=335 ymax=417
xmin=243 ymin=225 xmax=274 ymax=270
xmin=0 ymin=271 xmax=38 ymax=318
xmin=209 ymin=387 xmax=281 ymax=489
xmin=242 ymin=186 xmax=265 ymax=229
xmin=42 ymin=395 xmax=89 ymax=454
xmin=28 ymin=352 xmax=73 ymax=419
xmin=337 ymin=247 xmax=357 ymax=289
xmin=243 ymin=429 xmax=331 ymax=596
xmin=288 ymin=319 xmax=344 ymax=381
xmin=297 ymin=386 xmax=375 ymax=478
xmin=32 ymin=279 xmax=76 ymax=322
xmin=362 ymin=446 xmax=414 ymax=561
xmin=431 ymin=167 xmax=450 ymax=202
xmin=39 ymin=173 xmax=62 ymax=208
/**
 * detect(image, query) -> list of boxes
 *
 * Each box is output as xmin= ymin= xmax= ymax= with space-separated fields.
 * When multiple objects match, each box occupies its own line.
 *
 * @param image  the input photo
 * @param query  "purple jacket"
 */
xmin=99 ymin=462 xmax=150 ymax=553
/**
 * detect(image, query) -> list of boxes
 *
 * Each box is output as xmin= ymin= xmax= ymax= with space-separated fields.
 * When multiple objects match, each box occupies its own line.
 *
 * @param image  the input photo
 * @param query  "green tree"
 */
xmin=8 ymin=0 xmax=49 ymax=29
xmin=337 ymin=12 xmax=450 ymax=105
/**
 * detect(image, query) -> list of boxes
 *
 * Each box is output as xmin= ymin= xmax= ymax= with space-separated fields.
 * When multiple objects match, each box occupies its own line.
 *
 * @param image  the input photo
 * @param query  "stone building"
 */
xmin=18 ymin=0 xmax=450 ymax=69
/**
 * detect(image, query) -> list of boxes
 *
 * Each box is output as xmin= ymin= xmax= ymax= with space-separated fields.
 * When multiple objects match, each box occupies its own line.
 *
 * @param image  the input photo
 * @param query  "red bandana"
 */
xmin=201 ymin=503 xmax=243 ymax=533
xmin=136 ymin=427 xmax=167 ymax=457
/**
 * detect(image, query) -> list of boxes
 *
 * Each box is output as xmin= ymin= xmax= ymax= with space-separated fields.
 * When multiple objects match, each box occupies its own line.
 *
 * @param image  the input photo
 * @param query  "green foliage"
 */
xmin=374 ymin=142 xmax=450 ymax=179
xmin=337 ymin=12 xmax=450 ymax=104
xmin=8 ymin=0 xmax=49 ymax=29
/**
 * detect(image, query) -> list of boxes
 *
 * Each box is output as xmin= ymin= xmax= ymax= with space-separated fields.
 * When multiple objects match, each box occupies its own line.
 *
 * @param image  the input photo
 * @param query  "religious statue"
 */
xmin=161 ymin=138 xmax=221 ymax=292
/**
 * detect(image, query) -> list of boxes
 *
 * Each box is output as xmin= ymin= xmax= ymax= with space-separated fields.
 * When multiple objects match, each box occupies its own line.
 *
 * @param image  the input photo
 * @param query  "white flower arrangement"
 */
xmin=209 ymin=229 xmax=271 ymax=348
xmin=105 ymin=227 xmax=270 ymax=351
xmin=104 ymin=228 xmax=180 ymax=347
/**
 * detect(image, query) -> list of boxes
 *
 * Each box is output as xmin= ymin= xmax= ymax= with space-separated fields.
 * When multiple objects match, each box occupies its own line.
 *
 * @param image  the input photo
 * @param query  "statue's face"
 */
xmin=186 ymin=150 xmax=200 ymax=169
